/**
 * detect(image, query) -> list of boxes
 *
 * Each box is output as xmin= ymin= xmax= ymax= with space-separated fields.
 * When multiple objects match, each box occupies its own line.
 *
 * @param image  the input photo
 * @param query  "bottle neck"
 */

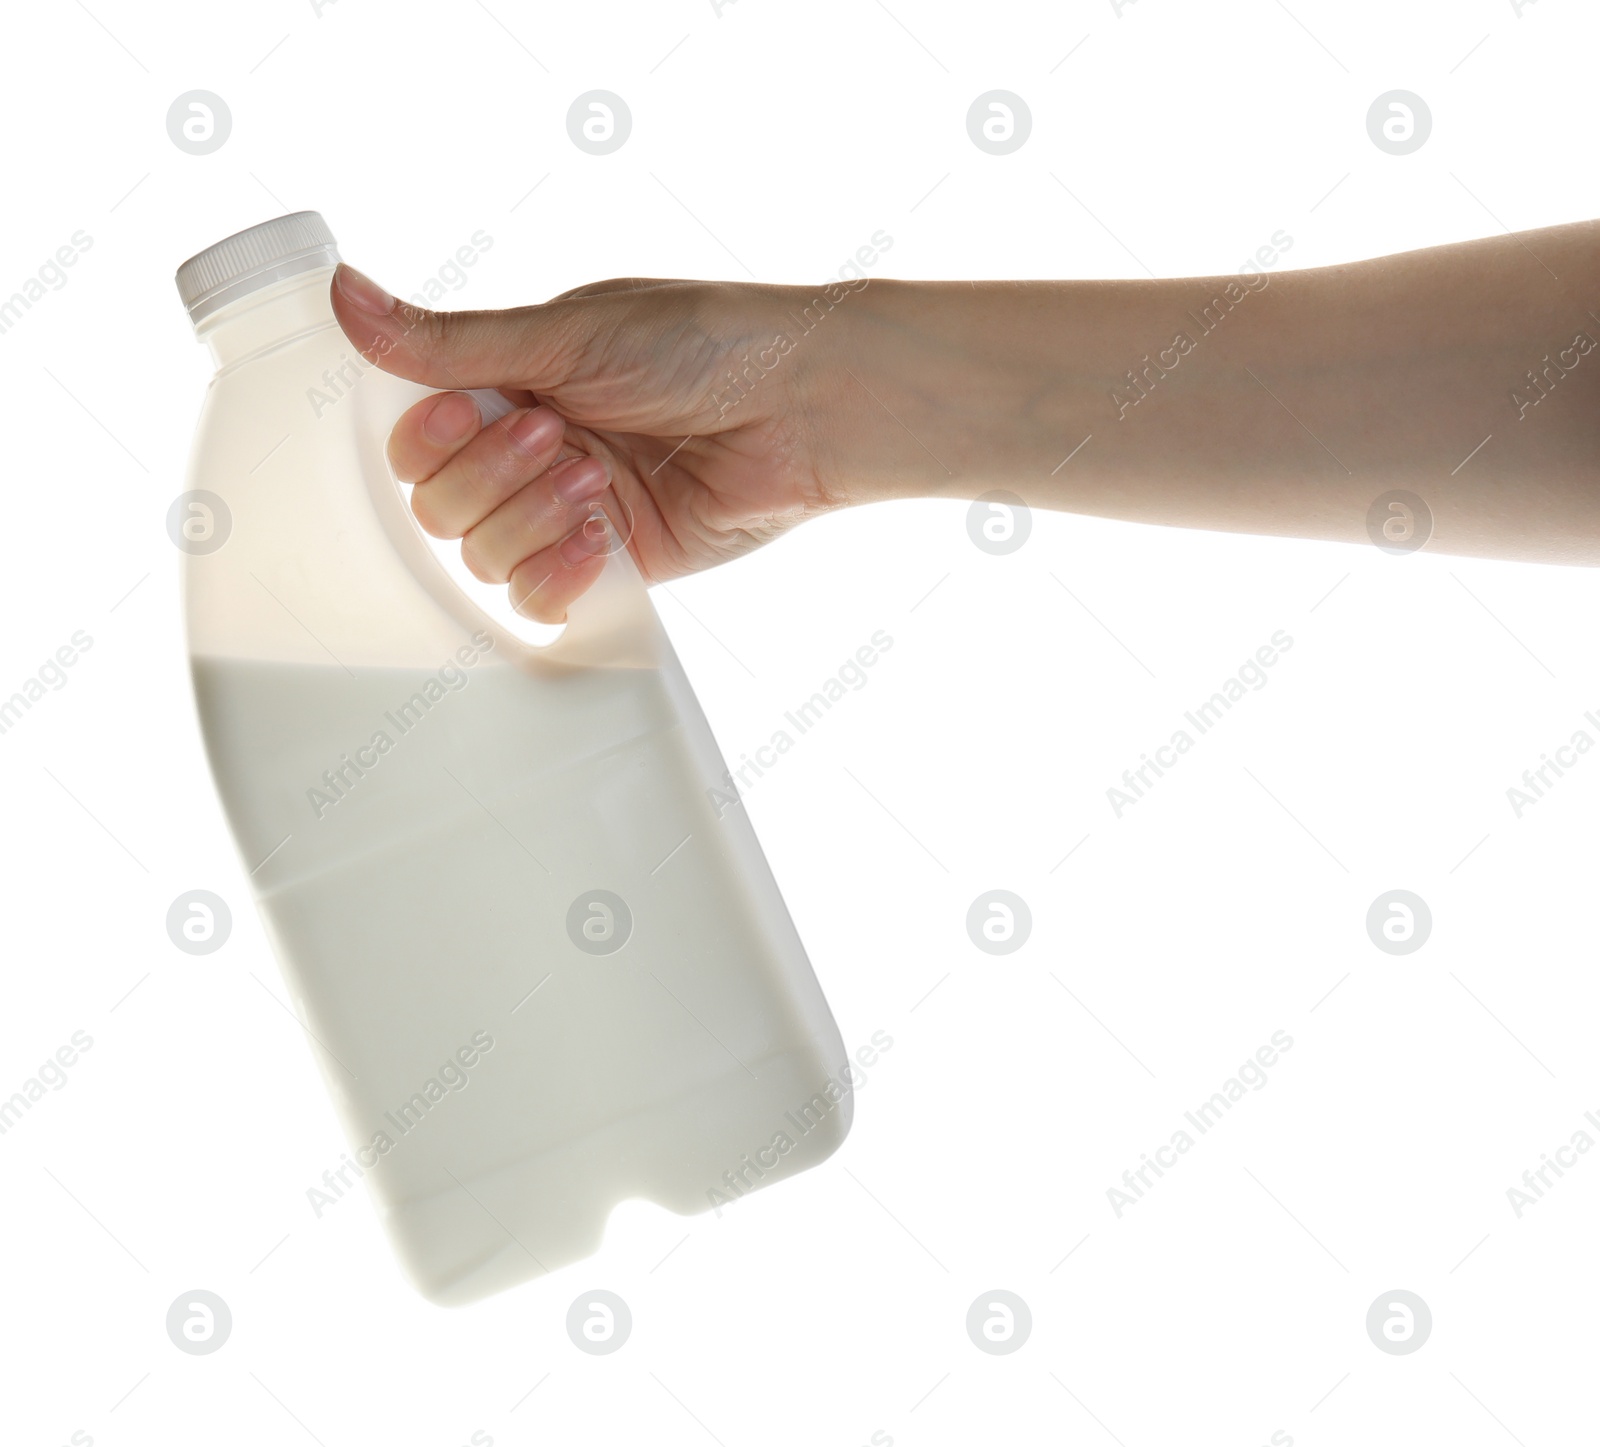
xmin=196 ymin=266 xmax=339 ymax=369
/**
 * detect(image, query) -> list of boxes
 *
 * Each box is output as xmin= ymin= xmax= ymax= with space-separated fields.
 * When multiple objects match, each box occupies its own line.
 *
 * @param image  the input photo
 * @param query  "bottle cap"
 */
xmin=175 ymin=210 xmax=339 ymax=324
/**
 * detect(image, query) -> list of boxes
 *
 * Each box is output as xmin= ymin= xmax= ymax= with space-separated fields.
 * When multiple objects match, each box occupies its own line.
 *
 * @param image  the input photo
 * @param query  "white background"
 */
xmin=3 ymin=0 xmax=1598 ymax=1444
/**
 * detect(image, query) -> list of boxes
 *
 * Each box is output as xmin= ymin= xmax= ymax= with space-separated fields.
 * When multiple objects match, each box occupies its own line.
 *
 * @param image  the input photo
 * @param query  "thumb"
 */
xmin=330 ymin=263 xmax=577 ymax=393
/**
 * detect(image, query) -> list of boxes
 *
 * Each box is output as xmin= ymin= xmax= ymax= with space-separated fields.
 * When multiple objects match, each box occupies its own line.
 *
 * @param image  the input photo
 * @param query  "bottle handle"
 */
xmin=356 ymin=374 xmax=660 ymax=671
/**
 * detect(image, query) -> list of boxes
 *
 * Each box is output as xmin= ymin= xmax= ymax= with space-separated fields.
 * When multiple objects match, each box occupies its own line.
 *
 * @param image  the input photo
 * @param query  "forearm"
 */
xmin=816 ymin=221 xmax=1600 ymax=564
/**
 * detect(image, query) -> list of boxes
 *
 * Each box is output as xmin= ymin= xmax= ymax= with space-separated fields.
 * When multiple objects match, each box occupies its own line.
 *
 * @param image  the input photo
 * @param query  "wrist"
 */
xmin=803 ymin=277 xmax=1077 ymax=507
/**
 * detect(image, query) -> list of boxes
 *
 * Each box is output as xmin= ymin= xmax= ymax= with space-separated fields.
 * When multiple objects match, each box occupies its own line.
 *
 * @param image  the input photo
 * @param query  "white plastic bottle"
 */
xmin=175 ymin=212 xmax=850 ymax=1304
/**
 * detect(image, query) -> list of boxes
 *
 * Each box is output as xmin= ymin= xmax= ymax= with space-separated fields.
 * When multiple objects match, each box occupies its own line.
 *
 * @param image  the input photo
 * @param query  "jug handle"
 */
xmin=357 ymin=374 xmax=661 ymax=671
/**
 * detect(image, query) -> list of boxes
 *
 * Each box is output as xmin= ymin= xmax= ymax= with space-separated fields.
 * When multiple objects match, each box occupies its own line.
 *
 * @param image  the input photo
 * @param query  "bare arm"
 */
xmin=330 ymin=220 xmax=1600 ymax=623
xmin=823 ymin=221 xmax=1600 ymax=564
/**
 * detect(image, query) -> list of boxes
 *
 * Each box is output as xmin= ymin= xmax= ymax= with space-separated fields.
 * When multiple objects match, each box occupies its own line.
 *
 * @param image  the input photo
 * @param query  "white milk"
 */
xmin=176 ymin=213 xmax=849 ymax=1303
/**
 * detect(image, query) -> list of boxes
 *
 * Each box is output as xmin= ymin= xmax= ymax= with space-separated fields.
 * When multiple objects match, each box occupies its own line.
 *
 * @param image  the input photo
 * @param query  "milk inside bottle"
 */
xmin=175 ymin=212 xmax=850 ymax=1304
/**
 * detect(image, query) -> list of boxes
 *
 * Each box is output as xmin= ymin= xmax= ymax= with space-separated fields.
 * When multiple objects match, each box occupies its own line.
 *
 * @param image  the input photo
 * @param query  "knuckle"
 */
xmin=464 ymin=420 xmax=551 ymax=499
xmin=509 ymin=561 xmax=562 ymax=624
xmin=457 ymin=441 xmax=510 ymax=505
xmin=410 ymin=489 xmax=458 ymax=540
xmin=458 ymin=531 xmax=504 ymax=585
xmin=521 ymin=598 xmax=564 ymax=625
xmin=394 ymin=297 xmax=443 ymax=351
xmin=554 ymin=276 xmax=646 ymax=302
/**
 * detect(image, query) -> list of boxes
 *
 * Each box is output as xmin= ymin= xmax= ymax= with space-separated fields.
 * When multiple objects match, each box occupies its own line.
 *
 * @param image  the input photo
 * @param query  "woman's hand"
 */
xmin=335 ymin=218 xmax=1600 ymax=599
xmin=331 ymin=265 xmax=861 ymax=623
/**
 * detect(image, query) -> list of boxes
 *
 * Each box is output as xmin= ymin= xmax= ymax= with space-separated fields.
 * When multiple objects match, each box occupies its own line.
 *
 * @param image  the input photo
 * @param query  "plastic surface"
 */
xmin=179 ymin=250 xmax=850 ymax=1304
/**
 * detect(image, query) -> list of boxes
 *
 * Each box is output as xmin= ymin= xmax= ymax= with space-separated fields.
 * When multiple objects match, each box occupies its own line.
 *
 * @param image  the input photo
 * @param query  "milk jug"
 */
xmin=175 ymin=212 xmax=850 ymax=1304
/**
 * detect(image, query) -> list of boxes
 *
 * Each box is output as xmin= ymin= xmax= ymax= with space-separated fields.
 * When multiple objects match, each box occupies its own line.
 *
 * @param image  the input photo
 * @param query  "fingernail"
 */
xmin=550 ymin=456 xmax=608 ymax=505
xmin=334 ymin=264 xmax=395 ymax=317
xmin=421 ymin=392 xmax=479 ymax=446
xmin=505 ymin=407 xmax=563 ymax=453
xmin=559 ymin=513 xmax=610 ymax=565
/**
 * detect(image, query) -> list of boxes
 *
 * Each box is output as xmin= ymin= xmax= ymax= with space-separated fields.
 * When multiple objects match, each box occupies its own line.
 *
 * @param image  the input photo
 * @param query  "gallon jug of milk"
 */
xmin=174 ymin=211 xmax=850 ymax=1304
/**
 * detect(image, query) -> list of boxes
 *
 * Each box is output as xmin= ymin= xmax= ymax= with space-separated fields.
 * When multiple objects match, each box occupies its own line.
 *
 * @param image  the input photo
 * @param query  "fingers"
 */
xmin=458 ymin=455 xmax=611 ymax=583
xmin=391 ymin=394 xmax=568 ymax=540
xmin=343 ymin=254 xmax=651 ymax=625
xmin=331 ymin=263 xmax=582 ymax=392
xmin=387 ymin=385 xmax=620 ymax=624
xmin=387 ymin=391 xmax=482 ymax=484
xmin=506 ymin=514 xmax=615 ymax=625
